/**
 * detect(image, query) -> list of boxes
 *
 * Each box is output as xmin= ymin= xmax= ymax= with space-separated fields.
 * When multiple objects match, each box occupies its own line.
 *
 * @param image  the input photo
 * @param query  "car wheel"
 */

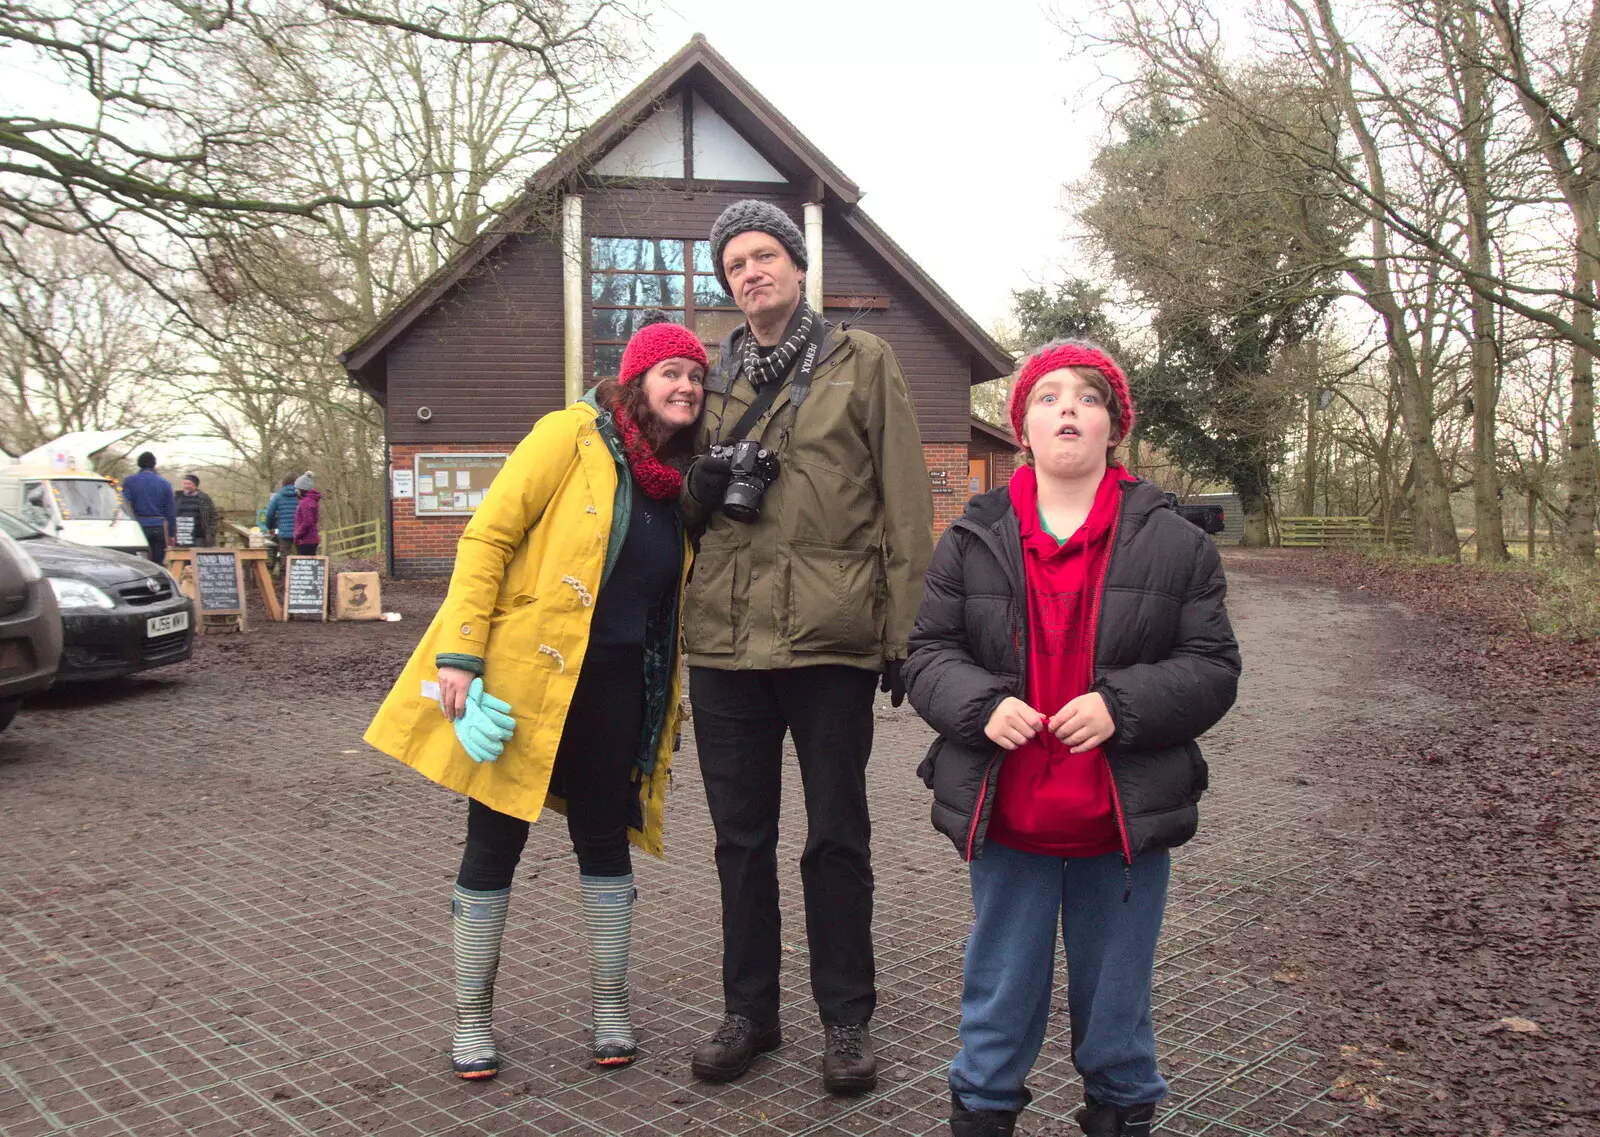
xmin=0 ymin=698 xmax=19 ymax=734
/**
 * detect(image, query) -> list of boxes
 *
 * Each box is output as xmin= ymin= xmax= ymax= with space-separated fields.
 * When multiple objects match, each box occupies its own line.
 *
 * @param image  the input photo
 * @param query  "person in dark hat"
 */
xmin=121 ymin=451 xmax=177 ymax=564
xmin=176 ymin=474 xmax=219 ymax=547
xmin=683 ymin=199 xmax=934 ymax=1095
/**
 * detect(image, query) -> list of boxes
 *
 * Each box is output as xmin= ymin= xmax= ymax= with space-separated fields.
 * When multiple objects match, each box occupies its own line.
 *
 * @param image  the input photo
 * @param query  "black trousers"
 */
xmin=690 ymin=664 xmax=878 ymax=1027
xmin=456 ymin=644 xmax=645 ymax=888
xmin=141 ymin=525 xmax=167 ymax=566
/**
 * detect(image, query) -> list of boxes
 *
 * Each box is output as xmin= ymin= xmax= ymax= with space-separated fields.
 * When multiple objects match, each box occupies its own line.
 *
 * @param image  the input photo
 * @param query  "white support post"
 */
xmin=562 ymin=194 xmax=585 ymax=404
xmin=804 ymin=201 xmax=824 ymax=312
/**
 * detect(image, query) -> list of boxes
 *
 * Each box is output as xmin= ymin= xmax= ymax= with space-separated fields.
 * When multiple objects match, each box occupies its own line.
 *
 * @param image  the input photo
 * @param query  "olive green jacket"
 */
xmin=684 ymin=319 xmax=933 ymax=672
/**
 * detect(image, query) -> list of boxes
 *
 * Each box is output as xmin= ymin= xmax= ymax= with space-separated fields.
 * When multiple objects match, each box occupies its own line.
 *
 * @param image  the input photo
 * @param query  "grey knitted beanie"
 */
xmin=294 ymin=473 xmax=314 ymax=492
xmin=709 ymin=199 xmax=807 ymax=294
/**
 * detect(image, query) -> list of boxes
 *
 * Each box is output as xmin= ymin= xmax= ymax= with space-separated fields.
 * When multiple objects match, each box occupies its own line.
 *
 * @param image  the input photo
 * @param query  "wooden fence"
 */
xmin=323 ymin=519 xmax=383 ymax=562
xmin=1278 ymin=516 xmax=1413 ymax=548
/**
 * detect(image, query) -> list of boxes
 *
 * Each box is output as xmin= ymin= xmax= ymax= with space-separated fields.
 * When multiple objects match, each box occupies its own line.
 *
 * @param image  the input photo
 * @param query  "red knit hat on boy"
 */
xmin=1007 ymin=342 xmax=1136 ymax=448
xmin=609 ymin=316 xmax=708 ymax=501
xmin=620 ymin=317 xmax=708 ymax=384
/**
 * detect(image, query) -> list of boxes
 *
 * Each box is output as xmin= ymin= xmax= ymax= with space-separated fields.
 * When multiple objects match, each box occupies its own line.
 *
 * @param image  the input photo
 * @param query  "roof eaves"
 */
xmin=837 ymin=208 xmax=1014 ymax=382
xmin=339 ymin=35 xmax=875 ymax=373
xmin=686 ymin=42 xmax=859 ymax=203
xmin=970 ymin=416 xmax=1017 ymax=446
xmin=339 ymin=195 xmax=546 ymax=371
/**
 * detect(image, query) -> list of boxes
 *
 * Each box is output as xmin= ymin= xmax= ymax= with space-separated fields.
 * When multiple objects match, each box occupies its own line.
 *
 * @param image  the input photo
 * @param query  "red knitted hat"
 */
xmin=1007 ymin=342 xmax=1136 ymax=448
xmin=620 ymin=318 xmax=708 ymax=384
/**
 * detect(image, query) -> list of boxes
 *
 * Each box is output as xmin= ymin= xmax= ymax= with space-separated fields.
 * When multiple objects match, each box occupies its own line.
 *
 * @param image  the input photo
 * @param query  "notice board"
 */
xmin=193 ymin=550 xmax=243 ymax=616
xmin=413 ymin=453 xmax=508 ymax=517
xmin=284 ymin=556 xmax=329 ymax=620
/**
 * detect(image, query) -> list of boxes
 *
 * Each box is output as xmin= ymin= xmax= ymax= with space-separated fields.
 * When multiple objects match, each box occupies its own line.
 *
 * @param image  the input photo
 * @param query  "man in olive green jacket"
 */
xmin=684 ymin=199 xmax=933 ymax=1095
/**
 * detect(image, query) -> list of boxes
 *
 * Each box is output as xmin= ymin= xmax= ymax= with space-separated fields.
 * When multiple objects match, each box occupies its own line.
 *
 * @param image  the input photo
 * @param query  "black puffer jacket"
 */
xmin=904 ymin=477 xmax=1241 ymax=861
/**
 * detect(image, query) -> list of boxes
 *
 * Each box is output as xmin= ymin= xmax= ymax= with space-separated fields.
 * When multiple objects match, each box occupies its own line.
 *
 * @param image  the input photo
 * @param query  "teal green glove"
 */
xmin=454 ymin=677 xmax=516 ymax=763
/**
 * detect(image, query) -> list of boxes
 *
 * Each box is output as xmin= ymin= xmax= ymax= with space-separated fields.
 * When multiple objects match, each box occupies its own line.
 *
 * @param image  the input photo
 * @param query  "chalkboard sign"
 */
xmin=174 ymin=514 xmax=196 ymax=547
xmin=283 ymin=556 xmax=329 ymax=621
xmin=193 ymin=549 xmax=243 ymax=616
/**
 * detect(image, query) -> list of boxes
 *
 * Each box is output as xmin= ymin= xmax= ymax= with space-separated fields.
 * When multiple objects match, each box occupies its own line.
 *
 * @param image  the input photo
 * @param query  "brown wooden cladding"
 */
xmin=820 ymin=228 xmax=975 ymax=445
xmin=383 ymin=186 xmax=980 ymax=446
xmin=385 ymin=234 xmax=566 ymax=446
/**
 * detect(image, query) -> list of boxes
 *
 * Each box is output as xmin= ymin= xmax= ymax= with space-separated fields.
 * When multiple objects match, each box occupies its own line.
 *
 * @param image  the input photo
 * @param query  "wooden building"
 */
xmin=341 ymin=35 xmax=1015 ymax=577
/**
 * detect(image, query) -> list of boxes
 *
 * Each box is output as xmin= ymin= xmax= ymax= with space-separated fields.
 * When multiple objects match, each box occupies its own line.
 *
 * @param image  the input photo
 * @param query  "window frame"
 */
xmin=589 ymin=237 xmax=739 ymax=379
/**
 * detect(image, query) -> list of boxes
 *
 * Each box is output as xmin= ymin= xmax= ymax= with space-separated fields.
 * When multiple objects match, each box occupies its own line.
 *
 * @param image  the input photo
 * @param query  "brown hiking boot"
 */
xmin=690 ymin=1013 xmax=781 ymax=1082
xmin=821 ymin=1022 xmax=877 ymax=1094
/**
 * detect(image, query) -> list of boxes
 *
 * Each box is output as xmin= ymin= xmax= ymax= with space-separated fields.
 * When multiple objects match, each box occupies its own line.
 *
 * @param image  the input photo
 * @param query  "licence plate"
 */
xmin=146 ymin=611 xmax=189 ymax=638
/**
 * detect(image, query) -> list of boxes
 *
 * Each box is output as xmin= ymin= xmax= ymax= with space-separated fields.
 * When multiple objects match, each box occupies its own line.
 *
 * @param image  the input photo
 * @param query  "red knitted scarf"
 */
xmin=608 ymin=396 xmax=684 ymax=501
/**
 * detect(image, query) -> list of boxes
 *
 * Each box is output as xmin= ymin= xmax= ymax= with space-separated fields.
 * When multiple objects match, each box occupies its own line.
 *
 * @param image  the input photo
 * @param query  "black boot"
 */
xmin=690 ymin=1013 xmax=782 ymax=1082
xmin=1075 ymin=1096 xmax=1156 ymax=1136
xmin=950 ymin=1091 xmax=1021 ymax=1136
xmin=821 ymin=1022 xmax=878 ymax=1094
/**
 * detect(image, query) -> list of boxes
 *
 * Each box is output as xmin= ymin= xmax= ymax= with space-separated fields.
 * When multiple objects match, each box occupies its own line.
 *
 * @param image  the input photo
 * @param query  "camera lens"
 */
xmin=722 ymin=480 xmax=763 ymax=524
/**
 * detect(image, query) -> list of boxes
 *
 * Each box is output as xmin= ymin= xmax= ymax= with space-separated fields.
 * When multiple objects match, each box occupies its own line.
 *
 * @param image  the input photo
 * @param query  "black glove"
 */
xmin=686 ymin=453 xmax=733 ymax=506
xmin=879 ymin=659 xmax=906 ymax=708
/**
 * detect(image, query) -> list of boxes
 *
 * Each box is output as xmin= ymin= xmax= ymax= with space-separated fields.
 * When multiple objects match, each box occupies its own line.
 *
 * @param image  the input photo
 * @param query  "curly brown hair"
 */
xmin=593 ymin=377 xmax=698 ymax=467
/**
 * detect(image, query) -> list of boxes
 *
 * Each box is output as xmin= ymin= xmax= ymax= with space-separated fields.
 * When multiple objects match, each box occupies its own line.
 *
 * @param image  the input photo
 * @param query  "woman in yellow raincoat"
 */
xmin=365 ymin=316 xmax=707 ymax=1077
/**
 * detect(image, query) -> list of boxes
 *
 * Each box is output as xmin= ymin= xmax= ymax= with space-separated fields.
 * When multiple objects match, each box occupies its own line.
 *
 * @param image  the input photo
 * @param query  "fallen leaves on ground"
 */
xmin=1229 ymin=550 xmax=1599 ymax=1136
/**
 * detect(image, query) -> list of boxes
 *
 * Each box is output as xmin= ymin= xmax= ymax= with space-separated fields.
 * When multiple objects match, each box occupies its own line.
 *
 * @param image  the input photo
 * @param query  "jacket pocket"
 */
xmin=916 ymin=737 xmax=942 ymax=789
xmin=786 ymin=542 xmax=882 ymax=654
xmin=683 ymin=537 xmax=737 ymax=655
xmin=1188 ymin=742 xmax=1210 ymax=799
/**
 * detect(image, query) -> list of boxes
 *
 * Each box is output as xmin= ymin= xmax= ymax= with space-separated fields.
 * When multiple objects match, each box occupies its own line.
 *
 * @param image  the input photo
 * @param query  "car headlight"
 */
xmin=49 ymin=578 xmax=116 ymax=610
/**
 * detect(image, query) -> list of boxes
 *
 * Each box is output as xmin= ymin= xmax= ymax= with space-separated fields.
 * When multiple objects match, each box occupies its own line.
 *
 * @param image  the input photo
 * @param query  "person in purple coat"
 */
xmin=292 ymin=474 xmax=321 ymax=556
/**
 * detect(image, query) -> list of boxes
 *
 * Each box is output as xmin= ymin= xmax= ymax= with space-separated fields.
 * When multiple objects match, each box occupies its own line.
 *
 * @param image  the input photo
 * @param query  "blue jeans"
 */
xmin=949 ymin=842 xmax=1170 ymax=1112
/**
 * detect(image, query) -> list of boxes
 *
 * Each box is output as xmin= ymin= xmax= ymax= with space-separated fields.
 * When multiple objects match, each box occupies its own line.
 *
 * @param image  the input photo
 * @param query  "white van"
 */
xmin=0 ymin=432 xmax=154 ymax=559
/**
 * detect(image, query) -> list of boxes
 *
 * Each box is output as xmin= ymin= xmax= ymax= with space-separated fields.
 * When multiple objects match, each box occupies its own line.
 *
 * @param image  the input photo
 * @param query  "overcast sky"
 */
xmin=641 ymin=0 xmax=1105 ymax=331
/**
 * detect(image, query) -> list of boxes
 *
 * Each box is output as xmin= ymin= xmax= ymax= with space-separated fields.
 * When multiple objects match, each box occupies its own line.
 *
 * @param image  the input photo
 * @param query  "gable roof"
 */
xmin=340 ymin=35 xmax=1011 ymax=386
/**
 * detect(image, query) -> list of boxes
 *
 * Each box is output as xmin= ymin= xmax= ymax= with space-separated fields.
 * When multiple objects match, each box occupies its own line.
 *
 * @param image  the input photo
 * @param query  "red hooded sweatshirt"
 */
xmin=986 ymin=463 xmax=1135 ymax=858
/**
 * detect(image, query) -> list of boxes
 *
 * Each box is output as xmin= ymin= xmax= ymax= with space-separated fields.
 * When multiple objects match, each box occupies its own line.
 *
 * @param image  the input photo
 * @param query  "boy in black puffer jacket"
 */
xmin=904 ymin=341 xmax=1241 ymax=1137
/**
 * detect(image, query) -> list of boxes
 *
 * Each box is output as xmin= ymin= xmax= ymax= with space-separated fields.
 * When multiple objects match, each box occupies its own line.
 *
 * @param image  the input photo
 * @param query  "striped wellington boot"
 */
xmin=581 ymin=873 xmax=637 ymax=1066
xmin=450 ymin=884 xmax=510 ymax=1079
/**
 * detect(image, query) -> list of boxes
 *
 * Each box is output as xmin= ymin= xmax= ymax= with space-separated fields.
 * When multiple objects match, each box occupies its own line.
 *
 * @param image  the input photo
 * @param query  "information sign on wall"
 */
xmin=413 ymin=453 xmax=509 ymax=517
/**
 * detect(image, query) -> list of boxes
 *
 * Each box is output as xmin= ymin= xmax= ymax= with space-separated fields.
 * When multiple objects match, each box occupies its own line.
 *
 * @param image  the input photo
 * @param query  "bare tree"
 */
xmin=1481 ymin=0 xmax=1600 ymax=557
xmin=0 ymin=229 xmax=182 ymax=456
xmin=2 ymin=0 xmax=640 ymax=318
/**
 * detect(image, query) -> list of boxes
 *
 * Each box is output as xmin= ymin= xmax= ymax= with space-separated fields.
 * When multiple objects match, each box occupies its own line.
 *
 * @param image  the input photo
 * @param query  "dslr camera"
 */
xmin=708 ymin=439 xmax=780 ymax=523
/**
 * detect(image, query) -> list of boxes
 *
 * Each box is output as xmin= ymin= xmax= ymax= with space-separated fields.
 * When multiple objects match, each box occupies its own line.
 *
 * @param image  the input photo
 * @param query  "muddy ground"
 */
xmin=1228 ymin=550 xmax=1599 ymax=1136
xmin=171 ymin=551 xmax=1600 ymax=1134
xmin=5 ymin=549 xmax=1593 ymax=1135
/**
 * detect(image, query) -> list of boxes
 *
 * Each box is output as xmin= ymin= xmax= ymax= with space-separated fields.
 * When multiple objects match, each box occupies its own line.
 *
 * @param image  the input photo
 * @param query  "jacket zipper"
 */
xmin=950 ymin=514 xmax=1030 ymax=863
xmin=964 ymin=754 xmax=999 ymax=862
xmin=1088 ymin=489 xmax=1133 ymax=865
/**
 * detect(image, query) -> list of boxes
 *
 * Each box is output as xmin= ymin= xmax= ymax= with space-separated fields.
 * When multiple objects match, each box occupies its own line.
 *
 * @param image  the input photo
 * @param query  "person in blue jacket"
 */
xmin=261 ymin=475 xmax=300 ymax=574
xmin=121 ymin=452 xmax=177 ymax=564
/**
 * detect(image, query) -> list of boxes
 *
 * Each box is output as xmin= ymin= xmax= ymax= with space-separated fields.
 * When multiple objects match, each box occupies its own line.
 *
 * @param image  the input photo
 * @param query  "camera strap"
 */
xmin=720 ymin=317 xmax=825 ymax=445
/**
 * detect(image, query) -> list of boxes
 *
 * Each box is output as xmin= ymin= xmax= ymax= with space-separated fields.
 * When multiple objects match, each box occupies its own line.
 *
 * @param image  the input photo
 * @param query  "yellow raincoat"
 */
xmin=364 ymin=399 xmax=690 ymax=858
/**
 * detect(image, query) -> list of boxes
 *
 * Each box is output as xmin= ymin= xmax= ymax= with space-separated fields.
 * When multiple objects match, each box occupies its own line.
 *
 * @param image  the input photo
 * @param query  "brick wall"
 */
xmin=389 ymin=442 xmax=517 ymax=578
xmin=923 ymin=441 xmax=969 ymax=534
xmin=388 ymin=440 xmax=980 ymax=576
xmin=992 ymin=449 xmax=1019 ymax=488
